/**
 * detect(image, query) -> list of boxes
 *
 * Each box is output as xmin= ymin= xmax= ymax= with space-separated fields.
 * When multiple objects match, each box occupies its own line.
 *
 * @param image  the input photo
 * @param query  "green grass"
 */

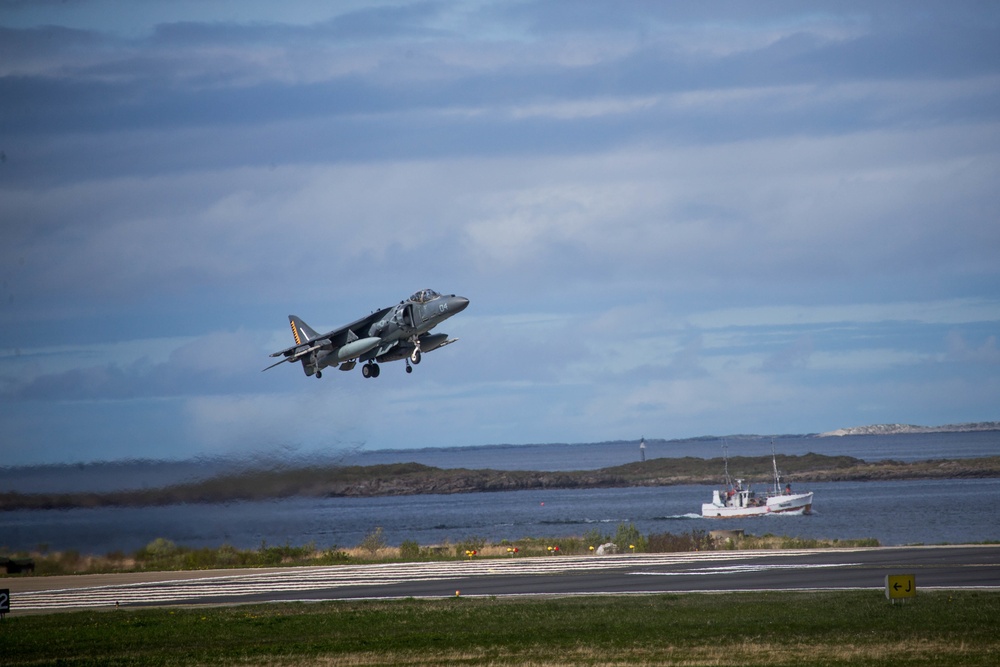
xmin=3 ymin=591 xmax=998 ymax=666
xmin=4 ymin=529 xmax=883 ymax=576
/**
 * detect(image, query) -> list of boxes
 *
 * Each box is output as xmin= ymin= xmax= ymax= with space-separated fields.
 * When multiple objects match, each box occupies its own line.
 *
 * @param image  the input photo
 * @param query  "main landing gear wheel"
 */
xmin=362 ymin=362 xmax=380 ymax=378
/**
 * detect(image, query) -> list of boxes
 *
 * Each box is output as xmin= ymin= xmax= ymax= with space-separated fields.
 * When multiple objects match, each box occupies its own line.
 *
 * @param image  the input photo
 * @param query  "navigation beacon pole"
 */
xmin=640 ymin=437 xmax=646 ymax=463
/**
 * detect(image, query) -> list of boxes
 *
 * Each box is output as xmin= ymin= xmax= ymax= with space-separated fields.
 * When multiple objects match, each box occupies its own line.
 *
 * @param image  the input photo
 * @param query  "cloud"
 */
xmin=1 ymin=331 xmax=265 ymax=401
xmin=685 ymin=299 xmax=1000 ymax=330
xmin=757 ymin=335 xmax=814 ymax=373
xmin=946 ymin=331 xmax=1000 ymax=365
xmin=1 ymin=1 xmax=998 ymax=464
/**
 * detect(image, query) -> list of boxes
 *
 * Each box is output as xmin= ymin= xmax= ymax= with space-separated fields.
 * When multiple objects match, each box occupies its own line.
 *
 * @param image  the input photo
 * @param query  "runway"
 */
xmin=6 ymin=545 xmax=999 ymax=614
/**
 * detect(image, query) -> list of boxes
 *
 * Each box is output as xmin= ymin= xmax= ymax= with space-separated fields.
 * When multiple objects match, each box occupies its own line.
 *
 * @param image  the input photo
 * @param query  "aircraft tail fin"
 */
xmin=288 ymin=315 xmax=320 ymax=345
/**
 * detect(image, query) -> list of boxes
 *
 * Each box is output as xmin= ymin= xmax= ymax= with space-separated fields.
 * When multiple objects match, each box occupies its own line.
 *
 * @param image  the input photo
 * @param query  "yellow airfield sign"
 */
xmin=885 ymin=574 xmax=916 ymax=600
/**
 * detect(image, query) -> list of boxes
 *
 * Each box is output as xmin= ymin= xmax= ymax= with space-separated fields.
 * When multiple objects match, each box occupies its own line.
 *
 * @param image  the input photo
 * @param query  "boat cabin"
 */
xmin=710 ymin=479 xmax=765 ymax=509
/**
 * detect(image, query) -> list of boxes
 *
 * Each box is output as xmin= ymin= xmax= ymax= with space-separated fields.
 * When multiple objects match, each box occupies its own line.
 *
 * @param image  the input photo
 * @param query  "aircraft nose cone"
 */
xmin=450 ymin=296 xmax=469 ymax=312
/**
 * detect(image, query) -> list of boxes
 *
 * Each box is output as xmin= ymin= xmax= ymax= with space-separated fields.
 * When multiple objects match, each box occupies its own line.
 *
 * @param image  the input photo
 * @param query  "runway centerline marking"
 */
xmin=631 ymin=563 xmax=860 ymax=576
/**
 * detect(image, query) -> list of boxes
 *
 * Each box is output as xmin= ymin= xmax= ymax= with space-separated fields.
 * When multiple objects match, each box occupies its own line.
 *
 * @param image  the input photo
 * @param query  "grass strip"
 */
xmin=2 ymin=591 xmax=998 ymax=666
xmin=6 ymin=530 xmax=886 ymax=577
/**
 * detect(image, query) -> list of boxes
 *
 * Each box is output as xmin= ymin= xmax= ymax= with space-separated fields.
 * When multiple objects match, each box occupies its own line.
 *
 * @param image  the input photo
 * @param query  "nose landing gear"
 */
xmin=408 ymin=335 xmax=423 ymax=365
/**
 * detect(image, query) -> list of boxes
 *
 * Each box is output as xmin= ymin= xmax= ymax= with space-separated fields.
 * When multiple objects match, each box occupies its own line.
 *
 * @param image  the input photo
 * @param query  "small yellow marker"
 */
xmin=885 ymin=574 xmax=916 ymax=601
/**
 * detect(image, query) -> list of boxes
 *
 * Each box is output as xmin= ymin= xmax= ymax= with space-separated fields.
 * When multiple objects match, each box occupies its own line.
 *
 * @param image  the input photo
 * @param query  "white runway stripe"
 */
xmin=631 ymin=562 xmax=859 ymax=576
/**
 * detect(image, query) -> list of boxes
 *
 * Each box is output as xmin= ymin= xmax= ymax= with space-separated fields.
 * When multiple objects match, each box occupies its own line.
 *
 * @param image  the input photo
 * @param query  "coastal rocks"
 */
xmin=819 ymin=422 xmax=1000 ymax=437
xmin=709 ymin=529 xmax=745 ymax=546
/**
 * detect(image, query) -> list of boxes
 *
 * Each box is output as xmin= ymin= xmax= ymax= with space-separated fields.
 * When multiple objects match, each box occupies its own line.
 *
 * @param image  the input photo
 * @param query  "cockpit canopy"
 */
xmin=409 ymin=289 xmax=441 ymax=304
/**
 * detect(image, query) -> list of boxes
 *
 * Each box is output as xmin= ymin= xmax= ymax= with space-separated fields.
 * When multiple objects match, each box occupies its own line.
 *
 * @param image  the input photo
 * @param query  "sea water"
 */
xmin=1 ymin=432 xmax=998 ymax=553
xmin=2 ymin=479 xmax=999 ymax=554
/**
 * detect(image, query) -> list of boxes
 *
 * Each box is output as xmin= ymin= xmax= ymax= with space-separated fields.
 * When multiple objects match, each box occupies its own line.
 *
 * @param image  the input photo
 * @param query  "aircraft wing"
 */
xmin=262 ymin=339 xmax=330 ymax=371
xmin=265 ymin=305 xmax=394 ymax=369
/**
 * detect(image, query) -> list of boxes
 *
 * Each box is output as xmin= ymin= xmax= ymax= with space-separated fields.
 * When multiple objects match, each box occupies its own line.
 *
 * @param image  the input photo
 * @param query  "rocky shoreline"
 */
xmin=3 ymin=454 xmax=999 ymax=511
xmin=818 ymin=421 xmax=1000 ymax=437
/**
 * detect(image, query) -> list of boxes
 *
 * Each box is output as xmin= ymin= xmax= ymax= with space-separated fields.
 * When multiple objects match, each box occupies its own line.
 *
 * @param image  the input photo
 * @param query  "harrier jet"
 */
xmin=263 ymin=289 xmax=469 ymax=379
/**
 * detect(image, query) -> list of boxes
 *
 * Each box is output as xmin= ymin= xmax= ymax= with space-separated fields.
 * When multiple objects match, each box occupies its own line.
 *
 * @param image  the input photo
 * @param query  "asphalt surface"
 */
xmin=5 ymin=545 xmax=999 ymax=613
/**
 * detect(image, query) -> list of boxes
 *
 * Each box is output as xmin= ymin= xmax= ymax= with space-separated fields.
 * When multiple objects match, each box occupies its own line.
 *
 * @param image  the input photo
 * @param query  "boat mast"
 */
xmin=722 ymin=439 xmax=732 ymax=489
xmin=771 ymin=439 xmax=781 ymax=495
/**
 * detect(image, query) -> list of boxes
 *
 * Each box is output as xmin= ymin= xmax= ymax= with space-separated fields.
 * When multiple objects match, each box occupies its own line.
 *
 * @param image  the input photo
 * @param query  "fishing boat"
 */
xmin=701 ymin=444 xmax=813 ymax=518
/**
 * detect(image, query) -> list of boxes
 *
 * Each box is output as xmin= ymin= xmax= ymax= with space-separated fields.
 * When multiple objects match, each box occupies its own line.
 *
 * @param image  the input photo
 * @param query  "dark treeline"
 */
xmin=3 ymin=455 xmax=999 ymax=511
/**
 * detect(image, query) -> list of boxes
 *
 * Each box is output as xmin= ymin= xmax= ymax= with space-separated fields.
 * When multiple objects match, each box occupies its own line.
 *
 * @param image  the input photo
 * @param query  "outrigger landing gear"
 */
xmin=309 ymin=351 xmax=323 ymax=379
xmin=362 ymin=362 xmax=381 ymax=378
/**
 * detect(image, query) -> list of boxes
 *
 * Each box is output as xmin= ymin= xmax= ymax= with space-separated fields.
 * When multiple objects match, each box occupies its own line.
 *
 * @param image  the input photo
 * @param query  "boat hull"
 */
xmin=701 ymin=492 xmax=813 ymax=519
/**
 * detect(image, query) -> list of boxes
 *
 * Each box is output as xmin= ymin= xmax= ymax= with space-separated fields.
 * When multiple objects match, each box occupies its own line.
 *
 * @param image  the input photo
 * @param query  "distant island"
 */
xmin=817 ymin=421 xmax=1000 ymax=437
xmin=3 ymin=453 xmax=999 ymax=511
xmin=1 ymin=421 xmax=996 ymax=511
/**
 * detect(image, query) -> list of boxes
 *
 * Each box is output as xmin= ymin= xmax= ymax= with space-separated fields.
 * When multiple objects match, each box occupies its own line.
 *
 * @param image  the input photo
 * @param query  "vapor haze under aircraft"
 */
xmin=263 ymin=289 xmax=469 ymax=379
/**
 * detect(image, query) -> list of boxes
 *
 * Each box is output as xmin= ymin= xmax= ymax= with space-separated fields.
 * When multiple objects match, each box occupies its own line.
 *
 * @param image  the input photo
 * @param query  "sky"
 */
xmin=1 ymin=1 xmax=999 ymax=466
